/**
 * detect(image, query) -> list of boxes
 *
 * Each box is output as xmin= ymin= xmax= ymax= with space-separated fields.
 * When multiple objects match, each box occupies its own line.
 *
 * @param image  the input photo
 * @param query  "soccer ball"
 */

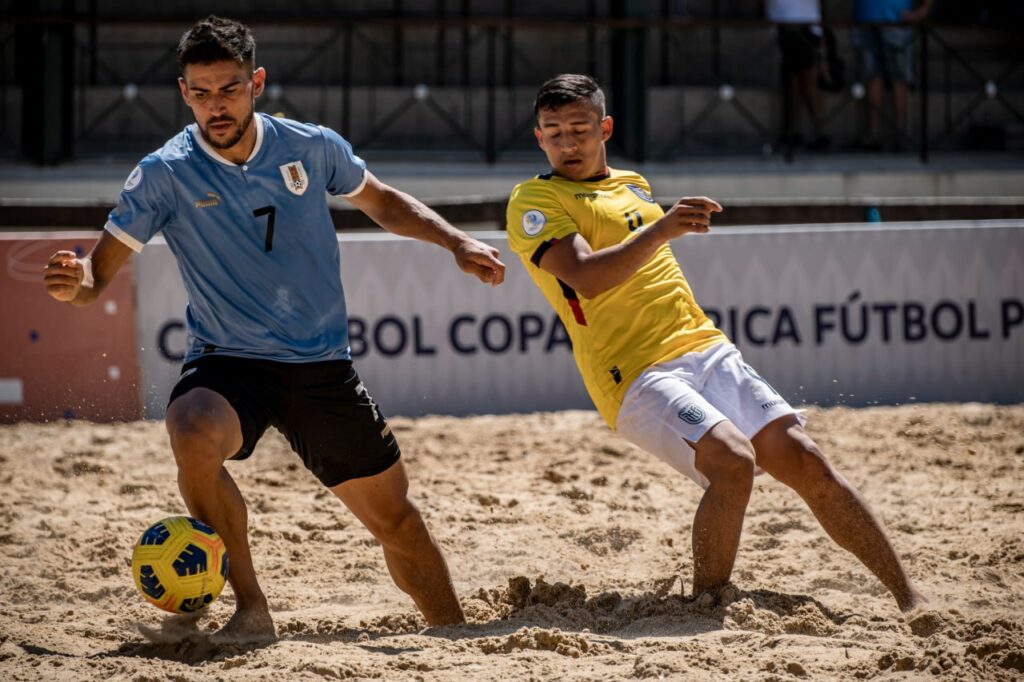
xmin=131 ymin=516 xmax=229 ymax=613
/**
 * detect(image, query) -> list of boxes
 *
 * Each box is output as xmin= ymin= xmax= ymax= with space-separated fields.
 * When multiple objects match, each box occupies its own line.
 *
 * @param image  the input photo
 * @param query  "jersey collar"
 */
xmin=549 ymin=167 xmax=611 ymax=183
xmin=192 ymin=112 xmax=265 ymax=167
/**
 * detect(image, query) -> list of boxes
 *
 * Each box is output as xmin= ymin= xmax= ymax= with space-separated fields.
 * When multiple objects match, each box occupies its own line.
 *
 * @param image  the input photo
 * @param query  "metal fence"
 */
xmin=2 ymin=9 xmax=1022 ymax=163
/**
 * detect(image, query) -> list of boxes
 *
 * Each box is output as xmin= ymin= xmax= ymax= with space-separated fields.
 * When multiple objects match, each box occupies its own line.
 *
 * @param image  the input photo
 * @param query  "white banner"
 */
xmin=134 ymin=220 xmax=1024 ymax=419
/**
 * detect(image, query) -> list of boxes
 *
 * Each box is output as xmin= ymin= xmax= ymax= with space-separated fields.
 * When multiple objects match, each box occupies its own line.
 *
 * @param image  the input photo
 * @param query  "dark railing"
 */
xmin=1 ymin=11 xmax=1021 ymax=164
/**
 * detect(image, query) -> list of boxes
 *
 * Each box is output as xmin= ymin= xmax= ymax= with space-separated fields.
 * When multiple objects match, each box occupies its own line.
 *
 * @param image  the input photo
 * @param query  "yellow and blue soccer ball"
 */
xmin=131 ymin=516 xmax=229 ymax=613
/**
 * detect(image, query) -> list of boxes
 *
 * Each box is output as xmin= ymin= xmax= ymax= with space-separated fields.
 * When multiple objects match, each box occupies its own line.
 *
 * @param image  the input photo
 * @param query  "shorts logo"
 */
xmin=124 ymin=166 xmax=143 ymax=192
xmin=279 ymin=161 xmax=309 ymax=196
xmin=521 ymin=209 xmax=546 ymax=237
xmin=626 ymin=184 xmax=655 ymax=203
xmin=176 ymin=367 xmax=198 ymax=385
xmin=678 ymin=404 xmax=706 ymax=425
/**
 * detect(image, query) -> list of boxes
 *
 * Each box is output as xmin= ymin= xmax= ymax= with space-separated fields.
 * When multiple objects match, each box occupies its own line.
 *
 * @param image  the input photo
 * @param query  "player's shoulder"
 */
xmin=509 ymin=173 xmax=569 ymax=205
xmin=608 ymin=167 xmax=651 ymax=187
xmin=262 ymin=114 xmax=352 ymax=147
xmin=262 ymin=113 xmax=323 ymax=139
xmin=144 ymin=128 xmax=193 ymax=167
xmin=121 ymin=135 xmax=185 ymax=193
xmin=607 ymin=167 xmax=656 ymax=202
xmin=262 ymin=115 xmax=360 ymax=166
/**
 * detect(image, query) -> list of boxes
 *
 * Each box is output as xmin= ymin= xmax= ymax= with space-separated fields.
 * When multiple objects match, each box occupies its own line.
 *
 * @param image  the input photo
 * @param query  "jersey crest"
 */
xmin=626 ymin=184 xmax=655 ymax=203
xmin=279 ymin=161 xmax=309 ymax=196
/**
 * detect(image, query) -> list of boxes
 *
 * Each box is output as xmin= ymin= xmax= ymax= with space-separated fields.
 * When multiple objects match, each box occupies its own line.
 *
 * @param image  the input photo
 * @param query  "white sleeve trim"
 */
xmin=104 ymin=221 xmax=146 ymax=253
xmin=340 ymin=169 xmax=369 ymax=197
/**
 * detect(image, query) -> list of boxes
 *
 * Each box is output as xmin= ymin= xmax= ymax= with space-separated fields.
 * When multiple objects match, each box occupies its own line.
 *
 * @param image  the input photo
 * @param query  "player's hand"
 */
xmin=454 ymin=237 xmax=506 ymax=286
xmin=658 ymin=196 xmax=723 ymax=239
xmin=44 ymin=250 xmax=84 ymax=302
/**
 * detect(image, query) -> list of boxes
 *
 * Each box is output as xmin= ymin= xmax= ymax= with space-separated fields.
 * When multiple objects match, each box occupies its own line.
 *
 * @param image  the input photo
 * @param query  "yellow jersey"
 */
xmin=506 ymin=168 xmax=727 ymax=428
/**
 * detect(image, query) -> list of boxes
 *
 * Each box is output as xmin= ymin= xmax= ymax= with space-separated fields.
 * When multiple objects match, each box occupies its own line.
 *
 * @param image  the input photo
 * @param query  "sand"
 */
xmin=1 ymin=403 xmax=1022 ymax=680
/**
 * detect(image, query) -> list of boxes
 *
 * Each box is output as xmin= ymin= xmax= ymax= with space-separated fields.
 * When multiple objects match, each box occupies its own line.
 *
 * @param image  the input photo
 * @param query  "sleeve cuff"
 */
xmin=341 ymin=169 xmax=369 ymax=198
xmin=104 ymin=221 xmax=145 ymax=253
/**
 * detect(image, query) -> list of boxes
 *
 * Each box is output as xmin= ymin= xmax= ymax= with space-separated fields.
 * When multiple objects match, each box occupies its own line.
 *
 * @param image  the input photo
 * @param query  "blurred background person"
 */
xmin=852 ymin=0 xmax=935 ymax=150
xmin=767 ymin=0 xmax=829 ymax=151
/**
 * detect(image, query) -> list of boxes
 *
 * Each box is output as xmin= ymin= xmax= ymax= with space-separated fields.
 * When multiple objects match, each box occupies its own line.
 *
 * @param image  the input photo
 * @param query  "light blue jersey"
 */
xmin=106 ymin=113 xmax=367 ymax=363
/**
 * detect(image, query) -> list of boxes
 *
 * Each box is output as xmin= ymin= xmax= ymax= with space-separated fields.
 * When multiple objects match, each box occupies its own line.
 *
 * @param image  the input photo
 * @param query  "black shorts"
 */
xmin=168 ymin=355 xmax=401 ymax=487
xmin=777 ymin=25 xmax=821 ymax=75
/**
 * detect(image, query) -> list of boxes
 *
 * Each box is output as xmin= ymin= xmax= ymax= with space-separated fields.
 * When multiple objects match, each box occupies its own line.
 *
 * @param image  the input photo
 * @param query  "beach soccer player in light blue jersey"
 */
xmin=43 ymin=15 xmax=505 ymax=643
xmin=107 ymin=112 xmax=370 ymax=363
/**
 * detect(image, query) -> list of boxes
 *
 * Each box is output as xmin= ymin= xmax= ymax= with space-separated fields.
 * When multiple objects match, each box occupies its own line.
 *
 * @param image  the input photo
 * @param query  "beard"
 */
xmin=200 ymin=108 xmax=253 ymax=150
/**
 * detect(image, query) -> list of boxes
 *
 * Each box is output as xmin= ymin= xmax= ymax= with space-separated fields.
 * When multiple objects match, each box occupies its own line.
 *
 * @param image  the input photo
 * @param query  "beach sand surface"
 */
xmin=1 ymin=404 xmax=1022 ymax=680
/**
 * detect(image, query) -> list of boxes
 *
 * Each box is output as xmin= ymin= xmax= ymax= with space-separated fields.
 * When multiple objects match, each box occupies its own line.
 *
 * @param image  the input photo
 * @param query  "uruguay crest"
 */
xmin=279 ymin=161 xmax=309 ymax=196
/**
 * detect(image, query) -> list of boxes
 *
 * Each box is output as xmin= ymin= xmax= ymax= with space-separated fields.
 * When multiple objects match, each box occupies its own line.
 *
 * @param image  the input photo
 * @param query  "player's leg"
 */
xmin=752 ymin=415 xmax=926 ymax=613
xmin=691 ymin=422 xmax=756 ymax=594
xmin=165 ymin=358 xmax=277 ymax=642
xmin=616 ymin=345 xmax=755 ymax=596
xmin=330 ymin=460 xmax=465 ymax=626
xmin=286 ymin=360 xmax=464 ymax=626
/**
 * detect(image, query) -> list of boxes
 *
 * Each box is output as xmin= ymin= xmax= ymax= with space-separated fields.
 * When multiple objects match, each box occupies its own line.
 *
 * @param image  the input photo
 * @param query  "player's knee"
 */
xmin=166 ymin=393 xmax=236 ymax=468
xmin=364 ymin=500 xmax=427 ymax=549
xmin=790 ymin=441 xmax=836 ymax=494
xmin=697 ymin=436 xmax=756 ymax=489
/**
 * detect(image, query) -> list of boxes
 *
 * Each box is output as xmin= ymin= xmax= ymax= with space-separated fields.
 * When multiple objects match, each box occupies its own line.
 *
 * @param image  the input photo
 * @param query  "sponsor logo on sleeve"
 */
xmin=522 ymin=209 xmax=546 ymax=237
xmin=279 ymin=161 xmax=309 ymax=196
xmin=124 ymin=166 xmax=144 ymax=192
xmin=626 ymin=184 xmax=656 ymax=203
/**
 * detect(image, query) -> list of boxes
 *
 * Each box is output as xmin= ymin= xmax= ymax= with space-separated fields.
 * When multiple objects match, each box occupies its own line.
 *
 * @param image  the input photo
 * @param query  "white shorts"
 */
xmin=616 ymin=343 xmax=806 ymax=489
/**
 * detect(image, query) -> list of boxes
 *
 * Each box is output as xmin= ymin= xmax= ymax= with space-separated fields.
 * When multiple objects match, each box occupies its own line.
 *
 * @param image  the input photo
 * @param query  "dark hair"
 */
xmin=176 ymin=15 xmax=255 ymax=73
xmin=533 ymin=74 xmax=606 ymax=120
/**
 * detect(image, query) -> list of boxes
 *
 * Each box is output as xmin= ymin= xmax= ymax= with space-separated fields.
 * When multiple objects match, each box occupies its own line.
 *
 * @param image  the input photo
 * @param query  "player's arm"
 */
xmin=345 ymin=170 xmax=505 ymax=286
xmin=537 ymin=196 xmax=723 ymax=299
xmin=43 ymin=231 xmax=134 ymax=307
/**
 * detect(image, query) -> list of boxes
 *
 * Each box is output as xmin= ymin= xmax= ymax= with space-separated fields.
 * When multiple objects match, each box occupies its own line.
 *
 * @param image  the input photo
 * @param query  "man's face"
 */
xmin=178 ymin=60 xmax=265 ymax=151
xmin=534 ymin=100 xmax=613 ymax=181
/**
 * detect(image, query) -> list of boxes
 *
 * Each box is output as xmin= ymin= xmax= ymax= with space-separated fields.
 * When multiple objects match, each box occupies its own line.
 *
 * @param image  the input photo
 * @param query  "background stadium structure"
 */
xmin=2 ymin=1 xmax=1023 ymax=163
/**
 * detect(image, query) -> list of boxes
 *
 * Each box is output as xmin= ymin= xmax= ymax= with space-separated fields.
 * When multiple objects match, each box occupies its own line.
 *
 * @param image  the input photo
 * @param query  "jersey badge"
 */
xmin=522 ymin=209 xmax=546 ymax=237
xmin=193 ymin=192 xmax=221 ymax=209
xmin=678 ymin=404 xmax=706 ymax=425
xmin=124 ymin=166 xmax=143 ymax=192
xmin=626 ymin=184 xmax=656 ymax=203
xmin=279 ymin=161 xmax=309 ymax=196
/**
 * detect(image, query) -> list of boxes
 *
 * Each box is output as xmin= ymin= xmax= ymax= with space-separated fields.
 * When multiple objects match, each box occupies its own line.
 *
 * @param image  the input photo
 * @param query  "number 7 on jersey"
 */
xmin=253 ymin=205 xmax=276 ymax=252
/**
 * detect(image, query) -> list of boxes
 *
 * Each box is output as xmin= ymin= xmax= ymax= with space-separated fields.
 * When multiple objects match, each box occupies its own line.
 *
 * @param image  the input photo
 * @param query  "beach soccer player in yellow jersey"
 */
xmin=506 ymin=73 xmax=930 ymax=619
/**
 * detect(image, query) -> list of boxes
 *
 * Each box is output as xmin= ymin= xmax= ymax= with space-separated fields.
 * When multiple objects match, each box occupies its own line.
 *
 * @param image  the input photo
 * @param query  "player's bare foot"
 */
xmin=897 ymin=587 xmax=929 ymax=615
xmin=904 ymin=601 xmax=946 ymax=638
xmin=136 ymin=611 xmax=204 ymax=643
xmin=210 ymin=606 xmax=277 ymax=644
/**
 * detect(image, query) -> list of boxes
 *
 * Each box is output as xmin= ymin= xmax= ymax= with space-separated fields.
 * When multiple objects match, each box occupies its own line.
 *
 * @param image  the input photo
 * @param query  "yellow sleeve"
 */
xmin=506 ymin=180 xmax=580 ymax=265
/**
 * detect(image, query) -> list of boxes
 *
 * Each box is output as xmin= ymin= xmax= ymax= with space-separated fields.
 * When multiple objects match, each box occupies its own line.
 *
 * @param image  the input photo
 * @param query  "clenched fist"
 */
xmin=44 ymin=250 xmax=86 ymax=302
